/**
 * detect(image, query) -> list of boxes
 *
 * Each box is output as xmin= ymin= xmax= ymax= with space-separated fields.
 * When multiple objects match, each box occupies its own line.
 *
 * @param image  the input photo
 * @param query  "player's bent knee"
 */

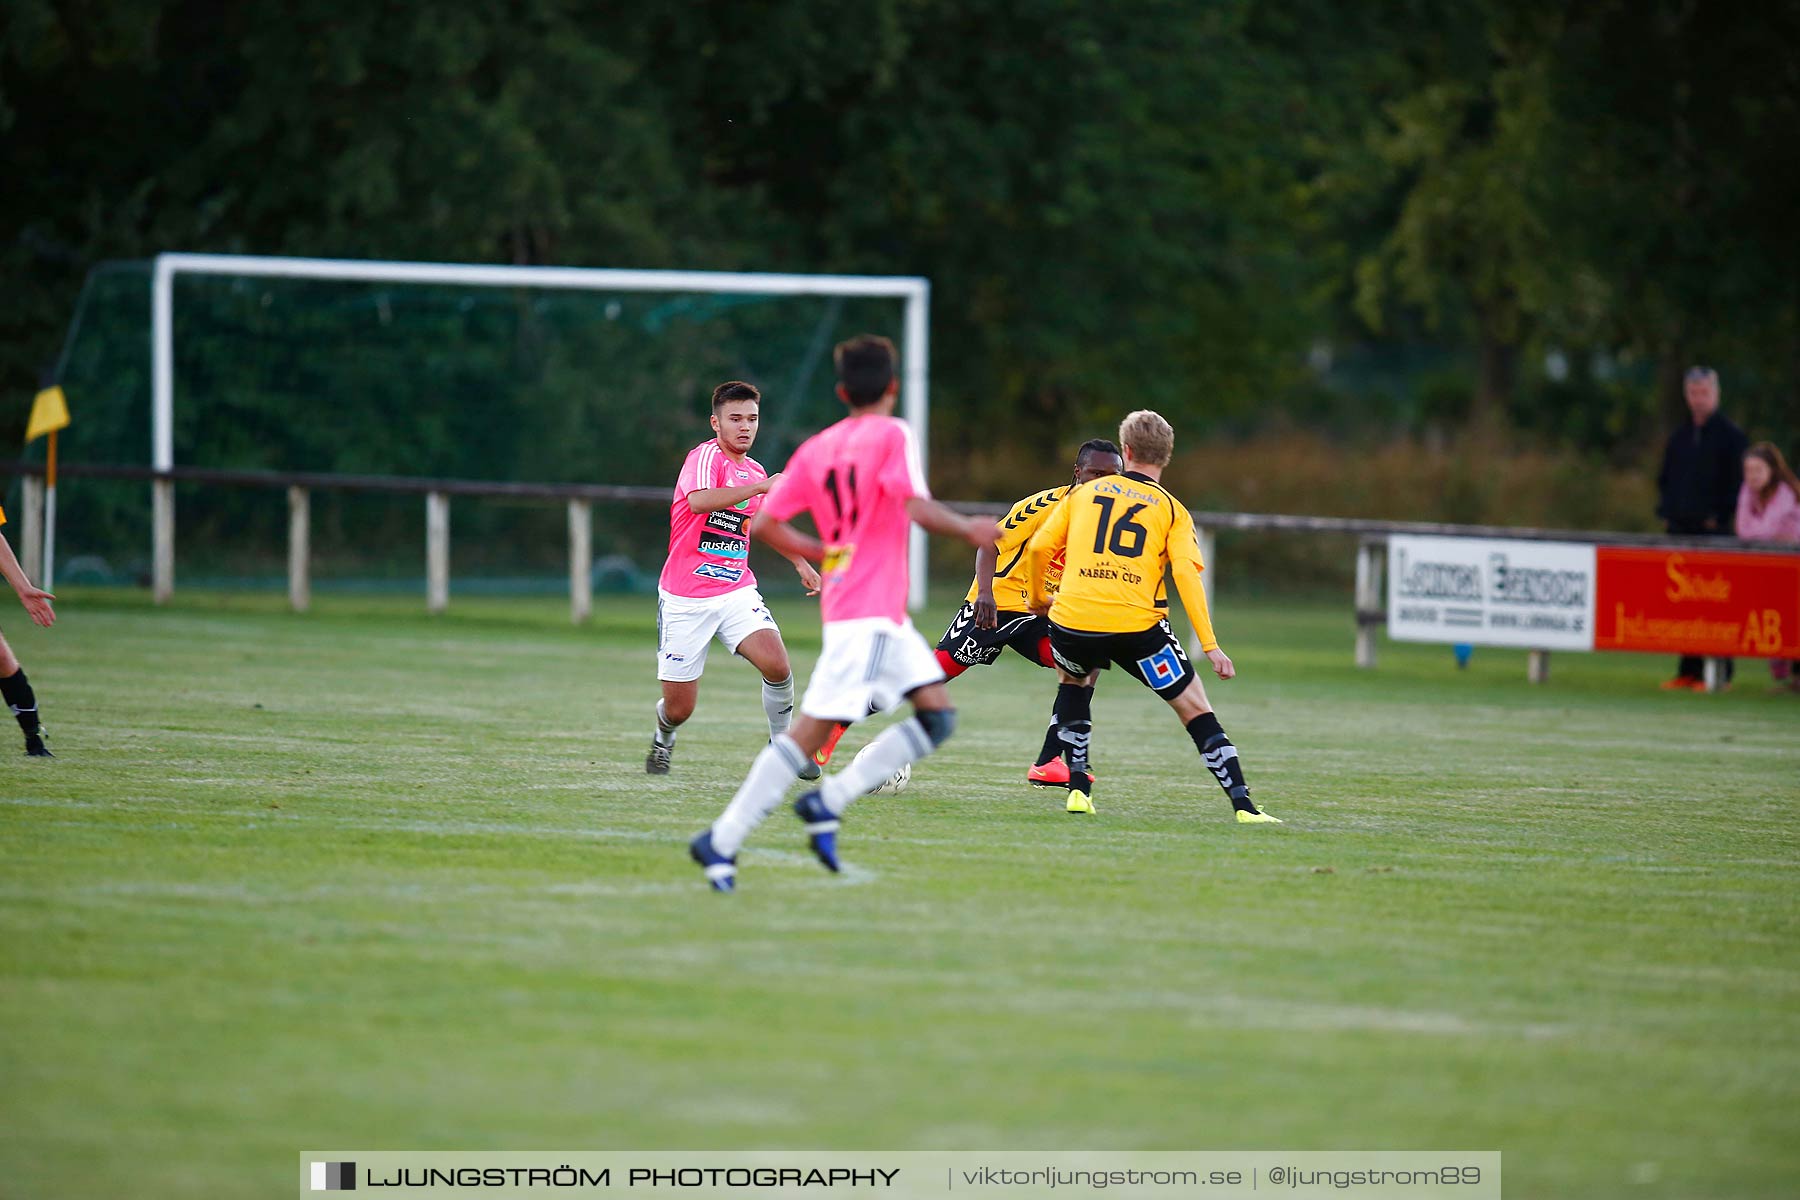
xmin=1168 ymin=682 xmax=1211 ymax=721
xmin=758 ymin=643 xmax=792 ymax=680
xmin=734 ymin=630 xmax=788 ymax=674
xmin=915 ymin=707 xmax=957 ymax=747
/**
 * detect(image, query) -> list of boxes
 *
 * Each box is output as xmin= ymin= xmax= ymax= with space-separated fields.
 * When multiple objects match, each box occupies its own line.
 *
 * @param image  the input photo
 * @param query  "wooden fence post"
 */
xmin=1198 ymin=526 xmax=1217 ymax=607
xmin=287 ymin=486 xmax=311 ymax=613
xmin=1354 ymin=538 xmax=1383 ymax=669
xmin=153 ymin=477 xmax=175 ymax=604
xmin=568 ymin=498 xmax=592 ymax=625
xmin=19 ymin=475 xmax=43 ymax=582
xmin=426 ymin=491 xmax=449 ymax=614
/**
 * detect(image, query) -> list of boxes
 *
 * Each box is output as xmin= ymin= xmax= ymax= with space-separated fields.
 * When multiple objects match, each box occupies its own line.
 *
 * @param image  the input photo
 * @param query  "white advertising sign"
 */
xmin=1387 ymin=535 xmax=1596 ymax=650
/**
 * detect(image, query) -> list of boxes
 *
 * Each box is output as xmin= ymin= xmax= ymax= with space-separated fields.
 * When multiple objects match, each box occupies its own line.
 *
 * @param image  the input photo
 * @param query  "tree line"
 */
xmin=4 ymin=0 xmax=1796 ymax=478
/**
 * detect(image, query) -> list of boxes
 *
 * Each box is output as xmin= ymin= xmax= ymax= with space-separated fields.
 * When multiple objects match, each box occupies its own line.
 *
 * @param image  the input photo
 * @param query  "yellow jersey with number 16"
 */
xmin=1024 ymin=470 xmax=1218 ymax=650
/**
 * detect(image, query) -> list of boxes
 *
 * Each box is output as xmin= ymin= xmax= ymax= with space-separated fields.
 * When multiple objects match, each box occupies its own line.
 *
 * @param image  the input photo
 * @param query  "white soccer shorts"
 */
xmin=655 ymin=586 xmax=780 ymax=682
xmin=800 ymin=616 xmax=946 ymax=723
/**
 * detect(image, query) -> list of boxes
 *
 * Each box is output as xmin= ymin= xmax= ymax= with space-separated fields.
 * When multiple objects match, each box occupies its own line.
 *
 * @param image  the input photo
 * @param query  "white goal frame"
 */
xmin=150 ymin=253 xmax=933 ymax=608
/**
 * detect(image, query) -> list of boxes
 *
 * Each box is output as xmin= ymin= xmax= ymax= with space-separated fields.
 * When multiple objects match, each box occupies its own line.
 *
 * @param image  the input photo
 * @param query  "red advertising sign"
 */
xmin=1594 ymin=547 xmax=1800 ymax=658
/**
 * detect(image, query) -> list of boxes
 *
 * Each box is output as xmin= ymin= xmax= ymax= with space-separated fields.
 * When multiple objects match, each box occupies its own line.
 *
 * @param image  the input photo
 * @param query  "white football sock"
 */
xmin=819 ymin=717 xmax=935 ymax=815
xmin=653 ymin=699 xmax=679 ymax=747
xmin=761 ymin=675 xmax=795 ymax=739
xmin=711 ymin=735 xmax=809 ymax=856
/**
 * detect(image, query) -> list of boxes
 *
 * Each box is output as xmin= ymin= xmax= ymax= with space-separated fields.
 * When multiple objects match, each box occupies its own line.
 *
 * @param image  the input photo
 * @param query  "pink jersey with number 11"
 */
xmin=761 ymin=414 xmax=929 ymax=624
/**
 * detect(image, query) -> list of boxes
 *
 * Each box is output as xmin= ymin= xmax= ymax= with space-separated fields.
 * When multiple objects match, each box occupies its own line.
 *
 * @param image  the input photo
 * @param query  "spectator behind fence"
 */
xmin=1736 ymin=442 xmax=1800 ymax=692
xmin=1655 ymin=366 xmax=1747 ymax=690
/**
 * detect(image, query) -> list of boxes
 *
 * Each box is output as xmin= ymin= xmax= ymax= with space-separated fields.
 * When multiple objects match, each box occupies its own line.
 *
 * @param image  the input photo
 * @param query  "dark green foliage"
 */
xmin=3 ymin=0 xmax=1796 ymax=480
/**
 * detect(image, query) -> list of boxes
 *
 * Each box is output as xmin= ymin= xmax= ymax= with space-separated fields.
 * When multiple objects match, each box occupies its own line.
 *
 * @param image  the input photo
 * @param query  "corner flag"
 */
xmin=25 ymin=385 xmax=71 ymax=591
xmin=26 ymin=386 xmax=70 ymax=442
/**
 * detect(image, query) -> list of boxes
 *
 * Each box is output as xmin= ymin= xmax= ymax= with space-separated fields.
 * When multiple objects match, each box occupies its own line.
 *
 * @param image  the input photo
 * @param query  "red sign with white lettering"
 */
xmin=1594 ymin=547 xmax=1800 ymax=658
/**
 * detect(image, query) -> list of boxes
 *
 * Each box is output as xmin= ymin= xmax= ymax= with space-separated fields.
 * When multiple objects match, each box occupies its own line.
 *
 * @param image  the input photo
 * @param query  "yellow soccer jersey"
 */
xmin=965 ymin=485 xmax=1072 ymax=611
xmin=1024 ymin=470 xmax=1219 ymax=650
xmin=0 ymin=504 xmax=7 ymax=527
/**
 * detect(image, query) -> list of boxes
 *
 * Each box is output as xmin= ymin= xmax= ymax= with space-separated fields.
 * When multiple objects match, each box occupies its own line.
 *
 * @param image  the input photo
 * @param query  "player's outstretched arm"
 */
xmin=1174 ymin=569 xmax=1233 ymax=679
xmin=972 ymin=541 xmax=1001 ymax=628
xmin=753 ymin=515 xmax=825 ymax=564
xmin=905 ymin=497 xmax=1000 ymax=547
xmin=0 ymin=533 xmax=55 ymax=628
xmin=786 ymin=553 xmax=822 ymax=596
xmin=688 ymin=473 xmax=779 ymax=515
xmin=1169 ymin=515 xmax=1229 ymax=678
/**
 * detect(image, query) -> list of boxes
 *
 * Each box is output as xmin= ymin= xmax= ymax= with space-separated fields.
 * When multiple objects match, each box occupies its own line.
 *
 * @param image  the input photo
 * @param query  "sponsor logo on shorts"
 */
xmin=1135 ymin=644 xmax=1185 ymax=688
xmin=955 ymin=637 xmax=1003 ymax=666
xmin=662 ymin=652 xmax=687 ymax=662
xmin=1051 ymin=645 xmax=1089 ymax=676
xmin=693 ymin=563 xmax=745 ymax=583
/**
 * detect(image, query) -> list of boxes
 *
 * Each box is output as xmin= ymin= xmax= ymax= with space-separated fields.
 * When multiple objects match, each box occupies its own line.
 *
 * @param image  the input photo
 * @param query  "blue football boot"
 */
xmin=688 ymin=829 xmax=738 ymax=892
xmin=792 ymin=791 xmax=841 ymax=873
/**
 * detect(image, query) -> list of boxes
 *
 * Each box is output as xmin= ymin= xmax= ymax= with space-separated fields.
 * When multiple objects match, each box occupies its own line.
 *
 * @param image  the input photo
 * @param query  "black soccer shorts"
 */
xmin=1048 ymin=618 xmax=1198 ymax=700
xmin=935 ymin=602 xmax=1055 ymax=670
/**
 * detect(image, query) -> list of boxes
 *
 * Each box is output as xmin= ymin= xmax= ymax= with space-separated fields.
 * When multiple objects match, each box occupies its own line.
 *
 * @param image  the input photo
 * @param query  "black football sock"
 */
xmin=1187 ymin=711 xmax=1256 ymax=812
xmin=1034 ymin=705 xmax=1063 ymax=767
xmin=1 ymin=670 xmax=41 ymax=738
xmin=1052 ymin=683 xmax=1093 ymax=792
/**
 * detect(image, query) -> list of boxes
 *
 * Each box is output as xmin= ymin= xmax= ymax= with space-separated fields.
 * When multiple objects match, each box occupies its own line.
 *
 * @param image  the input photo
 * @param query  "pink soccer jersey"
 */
xmin=658 ymin=439 xmax=768 ymax=598
xmin=761 ymin=414 xmax=929 ymax=624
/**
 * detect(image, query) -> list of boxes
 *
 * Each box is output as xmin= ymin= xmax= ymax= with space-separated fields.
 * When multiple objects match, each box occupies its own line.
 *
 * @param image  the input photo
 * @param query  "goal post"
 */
xmin=148 ymin=252 xmax=932 ymax=608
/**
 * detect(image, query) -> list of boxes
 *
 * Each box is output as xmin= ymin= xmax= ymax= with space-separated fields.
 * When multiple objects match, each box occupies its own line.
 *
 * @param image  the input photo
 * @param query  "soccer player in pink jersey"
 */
xmin=648 ymin=381 xmax=823 ymax=778
xmin=689 ymin=335 xmax=1001 ymax=891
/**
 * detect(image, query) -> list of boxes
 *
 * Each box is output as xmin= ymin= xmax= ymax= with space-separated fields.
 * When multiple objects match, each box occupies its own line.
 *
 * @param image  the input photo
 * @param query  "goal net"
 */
xmin=30 ymin=255 xmax=929 ymax=603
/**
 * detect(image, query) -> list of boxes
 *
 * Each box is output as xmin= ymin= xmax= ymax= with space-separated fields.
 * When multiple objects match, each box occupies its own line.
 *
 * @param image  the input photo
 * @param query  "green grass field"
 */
xmin=2 ymin=587 xmax=1796 ymax=1199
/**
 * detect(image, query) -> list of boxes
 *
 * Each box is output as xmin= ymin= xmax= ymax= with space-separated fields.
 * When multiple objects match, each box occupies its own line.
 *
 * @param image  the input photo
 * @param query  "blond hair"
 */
xmin=1118 ymin=409 xmax=1174 ymax=467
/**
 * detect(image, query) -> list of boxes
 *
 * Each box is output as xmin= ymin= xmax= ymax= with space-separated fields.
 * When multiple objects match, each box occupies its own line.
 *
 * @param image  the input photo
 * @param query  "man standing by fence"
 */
xmin=1655 ymin=366 xmax=1747 ymax=690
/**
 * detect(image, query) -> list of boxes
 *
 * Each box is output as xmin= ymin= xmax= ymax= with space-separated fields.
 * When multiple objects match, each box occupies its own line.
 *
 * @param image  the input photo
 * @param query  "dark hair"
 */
xmin=1745 ymin=441 xmax=1800 ymax=507
xmin=712 ymin=380 xmax=760 ymax=411
xmin=833 ymin=335 xmax=897 ymax=406
xmin=1076 ymin=438 xmax=1121 ymax=464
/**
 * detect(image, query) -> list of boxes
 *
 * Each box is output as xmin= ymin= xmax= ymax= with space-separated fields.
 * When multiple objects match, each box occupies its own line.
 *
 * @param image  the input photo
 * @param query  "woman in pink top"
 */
xmin=1736 ymin=442 xmax=1800 ymax=689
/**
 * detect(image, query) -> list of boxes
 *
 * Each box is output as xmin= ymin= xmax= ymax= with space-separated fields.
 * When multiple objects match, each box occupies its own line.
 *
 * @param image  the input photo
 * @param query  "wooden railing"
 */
xmin=2 ymin=461 xmax=674 ymax=623
xmin=4 ymin=462 xmax=1796 ymax=669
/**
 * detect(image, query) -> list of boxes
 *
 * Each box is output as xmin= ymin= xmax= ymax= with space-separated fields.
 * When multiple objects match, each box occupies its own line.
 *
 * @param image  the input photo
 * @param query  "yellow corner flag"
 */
xmin=26 ymin=385 xmax=70 ymax=442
